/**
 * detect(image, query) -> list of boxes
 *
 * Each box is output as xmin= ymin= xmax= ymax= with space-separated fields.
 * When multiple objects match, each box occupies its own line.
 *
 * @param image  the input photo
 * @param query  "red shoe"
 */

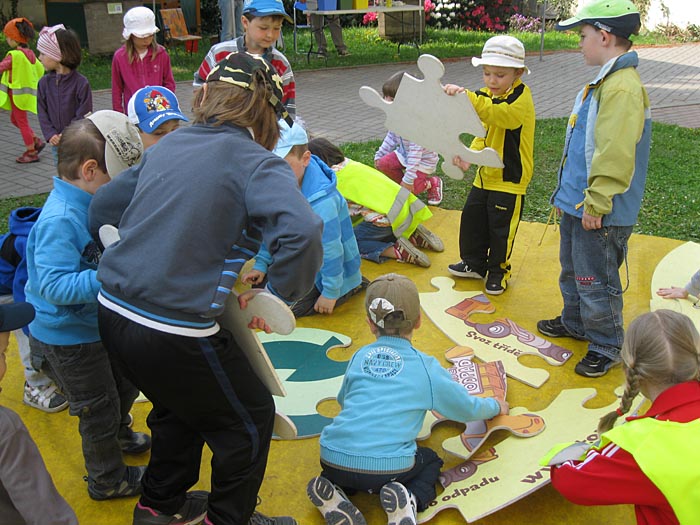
xmin=16 ymin=150 xmax=39 ymax=163
xmin=33 ymin=137 xmax=46 ymax=154
xmin=427 ymin=176 xmax=443 ymax=205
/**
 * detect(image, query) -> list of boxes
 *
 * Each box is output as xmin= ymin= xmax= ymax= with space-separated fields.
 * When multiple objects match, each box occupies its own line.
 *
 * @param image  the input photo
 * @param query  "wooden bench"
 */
xmin=160 ymin=8 xmax=202 ymax=53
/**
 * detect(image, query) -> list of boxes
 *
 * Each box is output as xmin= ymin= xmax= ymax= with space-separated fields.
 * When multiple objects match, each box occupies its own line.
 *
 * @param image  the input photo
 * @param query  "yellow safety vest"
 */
xmin=0 ymin=49 xmax=44 ymax=112
xmin=336 ymin=159 xmax=432 ymax=239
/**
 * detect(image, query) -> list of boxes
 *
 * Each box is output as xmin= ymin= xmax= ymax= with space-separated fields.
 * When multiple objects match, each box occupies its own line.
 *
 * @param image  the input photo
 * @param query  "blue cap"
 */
xmin=273 ymin=120 xmax=308 ymax=159
xmin=243 ymin=0 xmax=292 ymax=23
xmin=0 ymin=302 xmax=34 ymax=332
xmin=127 ymin=86 xmax=189 ymax=133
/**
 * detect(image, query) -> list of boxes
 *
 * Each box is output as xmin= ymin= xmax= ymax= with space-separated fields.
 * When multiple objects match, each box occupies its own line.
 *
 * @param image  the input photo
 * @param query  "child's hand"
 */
xmin=453 ymin=155 xmax=471 ymax=171
xmin=314 ymin=295 xmax=337 ymax=315
xmin=400 ymin=181 xmax=414 ymax=192
xmin=242 ymin=269 xmax=266 ymax=285
xmin=656 ymin=286 xmax=689 ymax=300
xmin=496 ymin=398 xmax=509 ymax=416
xmin=238 ymin=289 xmax=273 ymax=333
xmin=443 ymin=83 xmax=465 ymax=96
xmin=49 ymin=134 xmax=60 ymax=146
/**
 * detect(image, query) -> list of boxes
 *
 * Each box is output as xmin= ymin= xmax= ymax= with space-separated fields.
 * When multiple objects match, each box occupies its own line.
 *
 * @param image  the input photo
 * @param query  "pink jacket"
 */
xmin=111 ymin=44 xmax=176 ymax=113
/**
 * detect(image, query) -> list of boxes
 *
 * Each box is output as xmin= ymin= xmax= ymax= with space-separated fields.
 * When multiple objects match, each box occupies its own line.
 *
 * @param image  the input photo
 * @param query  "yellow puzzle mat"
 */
xmin=2 ymin=208 xmax=684 ymax=524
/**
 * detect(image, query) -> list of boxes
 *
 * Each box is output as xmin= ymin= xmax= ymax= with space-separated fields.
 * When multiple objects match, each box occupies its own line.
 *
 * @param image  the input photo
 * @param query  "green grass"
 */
xmin=3 ymin=119 xmax=699 ymax=242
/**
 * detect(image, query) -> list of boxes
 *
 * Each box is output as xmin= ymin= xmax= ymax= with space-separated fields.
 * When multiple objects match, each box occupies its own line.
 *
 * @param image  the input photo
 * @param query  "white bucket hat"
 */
xmin=472 ymin=35 xmax=530 ymax=74
xmin=122 ymin=6 xmax=159 ymax=40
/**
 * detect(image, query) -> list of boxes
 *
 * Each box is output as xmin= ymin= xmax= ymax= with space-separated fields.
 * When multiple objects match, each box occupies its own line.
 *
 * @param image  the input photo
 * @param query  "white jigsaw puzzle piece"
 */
xmin=359 ymin=54 xmax=504 ymax=181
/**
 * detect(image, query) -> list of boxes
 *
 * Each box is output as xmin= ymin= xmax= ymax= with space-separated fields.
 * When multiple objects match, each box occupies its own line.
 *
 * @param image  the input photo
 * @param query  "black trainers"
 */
xmin=448 ymin=260 xmax=485 ymax=279
xmin=537 ymin=316 xmax=584 ymax=340
xmin=380 ymin=482 xmax=417 ymax=525
xmin=133 ymin=491 xmax=209 ymax=525
xmin=485 ymin=276 xmax=506 ymax=295
xmin=87 ymin=465 xmax=146 ymax=501
xmin=248 ymin=512 xmax=297 ymax=525
xmin=574 ymin=352 xmax=619 ymax=378
xmin=307 ymin=476 xmax=367 ymax=525
xmin=120 ymin=427 xmax=152 ymax=454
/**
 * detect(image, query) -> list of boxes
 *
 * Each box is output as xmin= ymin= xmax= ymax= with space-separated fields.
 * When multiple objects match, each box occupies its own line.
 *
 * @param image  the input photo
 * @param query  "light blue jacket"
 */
xmin=552 ymin=51 xmax=652 ymax=226
xmin=254 ymin=155 xmax=361 ymax=300
xmin=320 ymin=336 xmax=500 ymax=473
xmin=25 ymin=177 xmax=101 ymax=345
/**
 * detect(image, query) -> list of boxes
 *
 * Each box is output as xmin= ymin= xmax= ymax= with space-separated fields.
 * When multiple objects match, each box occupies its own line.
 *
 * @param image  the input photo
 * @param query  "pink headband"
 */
xmin=37 ymin=24 xmax=65 ymax=63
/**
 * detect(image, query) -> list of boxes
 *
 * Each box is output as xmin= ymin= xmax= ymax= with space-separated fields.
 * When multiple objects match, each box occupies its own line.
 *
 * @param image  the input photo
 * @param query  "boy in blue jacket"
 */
xmin=24 ymin=110 xmax=149 ymax=501
xmin=243 ymin=120 xmax=365 ymax=317
xmin=307 ymin=273 xmax=509 ymax=525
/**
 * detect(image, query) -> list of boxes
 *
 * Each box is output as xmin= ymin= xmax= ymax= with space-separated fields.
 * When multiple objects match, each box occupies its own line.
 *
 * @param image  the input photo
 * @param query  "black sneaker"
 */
xmin=248 ymin=512 xmax=298 ymax=525
xmin=448 ymin=261 xmax=485 ymax=279
xmin=537 ymin=316 xmax=577 ymax=339
xmin=574 ymin=352 xmax=618 ymax=378
xmin=485 ymin=276 xmax=506 ymax=295
xmin=133 ymin=491 xmax=209 ymax=525
xmin=120 ymin=427 xmax=152 ymax=454
xmin=307 ymin=476 xmax=367 ymax=525
xmin=87 ymin=465 xmax=146 ymax=500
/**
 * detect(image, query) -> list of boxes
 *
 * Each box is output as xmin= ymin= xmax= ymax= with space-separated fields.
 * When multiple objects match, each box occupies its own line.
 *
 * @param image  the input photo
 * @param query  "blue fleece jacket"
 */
xmin=253 ymin=155 xmax=362 ymax=300
xmin=320 ymin=336 xmax=501 ymax=473
xmin=25 ymin=178 xmax=102 ymax=345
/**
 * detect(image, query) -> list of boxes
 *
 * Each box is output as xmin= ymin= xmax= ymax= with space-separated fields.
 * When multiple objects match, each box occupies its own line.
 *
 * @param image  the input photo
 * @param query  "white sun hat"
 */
xmin=472 ymin=35 xmax=530 ymax=74
xmin=122 ymin=6 xmax=160 ymax=39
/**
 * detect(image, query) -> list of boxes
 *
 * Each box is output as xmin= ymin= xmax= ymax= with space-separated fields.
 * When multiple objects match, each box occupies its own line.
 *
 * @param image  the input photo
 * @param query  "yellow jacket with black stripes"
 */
xmin=465 ymin=78 xmax=536 ymax=195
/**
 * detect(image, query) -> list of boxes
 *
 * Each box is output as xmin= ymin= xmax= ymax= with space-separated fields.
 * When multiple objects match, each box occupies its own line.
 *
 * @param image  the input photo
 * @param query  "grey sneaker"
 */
xmin=23 ymin=381 xmax=68 ymax=413
xmin=87 ymin=465 xmax=146 ymax=501
xmin=119 ymin=427 xmax=152 ymax=454
xmin=248 ymin=511 xmax=297 ymax=525
xmin=307 ymin=476 xmax=367 ymax=525
xmin=574 ymin=352 xmax=619 ymax=378
xmin=380 ymin=482 xmax=416 ymax=525
xmin=409 ymin=225 xmax=444 ymax=252
xmin=394 ymin=238 xmax=431 ymax=267
xmin=133 ymin=491 xmax=208 ymax=525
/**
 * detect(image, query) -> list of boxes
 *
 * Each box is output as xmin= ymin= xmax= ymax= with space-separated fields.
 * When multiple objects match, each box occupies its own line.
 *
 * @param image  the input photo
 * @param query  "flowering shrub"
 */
xmin=508 ymin=13 xmax=541 ymax=32
xmin=363 ymin=0 xmax=434 ymax=25
xmin=429 ymin=0 xmax=516 ymax=31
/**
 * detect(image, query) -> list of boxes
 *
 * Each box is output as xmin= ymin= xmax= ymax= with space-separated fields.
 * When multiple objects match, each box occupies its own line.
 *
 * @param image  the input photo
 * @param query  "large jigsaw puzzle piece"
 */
xmin=359 ymin=54 xmax=503 ymax=181
xmin=259 ymin=327 xmax=351 ymax=439
xmin=419 ymin=388 xmax=643 ymax=524
xmin=420 ymin=277 xmax=573 ymax=388
xmin=650 ymin=241 xmax=700 ymax=332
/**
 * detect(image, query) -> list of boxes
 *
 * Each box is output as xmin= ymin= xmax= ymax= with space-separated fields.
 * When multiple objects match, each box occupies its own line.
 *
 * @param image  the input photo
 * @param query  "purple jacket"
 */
xmin=37 ymin=69 xmax=92 ymax=141
xmin=111 ymin=44 xmax=176 ymax=113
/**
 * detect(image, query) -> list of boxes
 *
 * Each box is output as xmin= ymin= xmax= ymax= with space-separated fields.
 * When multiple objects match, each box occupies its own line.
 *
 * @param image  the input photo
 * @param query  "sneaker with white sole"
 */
xmin=133 ymin=491 xmax=209 ymax=525
xmin=574 ymin=352 xmax=619 ymax=378
xmin=426 ymin=176 xmax=443 ymax=205
xmin=409 ymin=225 xmax=444 ymax=252
xmin=23 ymin=381 xmax=68 ymax=413
xmin=307 ymin=476 xmax=367 ymax=525
xmin=447 ymin=260 xmax=485 ymax=279
xmin=394 ymin=238 xmax=431 ymax=267
xmin=380 ymin=482 xmax=416 ymax=525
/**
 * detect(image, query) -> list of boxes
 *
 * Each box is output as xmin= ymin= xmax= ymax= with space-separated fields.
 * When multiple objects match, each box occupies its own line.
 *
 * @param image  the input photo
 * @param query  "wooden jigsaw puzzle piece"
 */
xmin=358 ymin=54 xmax=503 ymax=181
xmin=439 ymin=447 xmax=499 ymax=488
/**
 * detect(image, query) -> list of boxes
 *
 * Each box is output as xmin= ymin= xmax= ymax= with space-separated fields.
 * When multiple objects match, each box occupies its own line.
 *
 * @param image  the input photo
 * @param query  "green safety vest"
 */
xmin=336 ymin=159 xmax=433 ymax=239
xmin=0 ymin=49 xmax=44 ymax=112
xmin=603 ymin=418 xmax=700 ymax=525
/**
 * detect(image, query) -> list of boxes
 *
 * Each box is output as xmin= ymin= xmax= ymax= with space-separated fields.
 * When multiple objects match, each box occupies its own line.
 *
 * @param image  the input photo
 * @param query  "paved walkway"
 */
xmin=2 ymin=42 xmax=699 ymax=198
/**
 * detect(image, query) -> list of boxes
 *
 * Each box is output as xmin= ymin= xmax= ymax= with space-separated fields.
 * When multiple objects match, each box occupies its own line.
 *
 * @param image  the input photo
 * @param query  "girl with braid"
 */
xmin=545 ymin=309 xmax=700 ymax=525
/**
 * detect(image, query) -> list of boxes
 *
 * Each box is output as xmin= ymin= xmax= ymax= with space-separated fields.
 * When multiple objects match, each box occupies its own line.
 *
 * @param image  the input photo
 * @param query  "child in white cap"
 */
xmin=444 ymin=35 xmax=536 ymax=296
xmin=112 ymin=6 xmax=176 ymax=114
xmin=307 ymin=273 xmax=508 ymax=525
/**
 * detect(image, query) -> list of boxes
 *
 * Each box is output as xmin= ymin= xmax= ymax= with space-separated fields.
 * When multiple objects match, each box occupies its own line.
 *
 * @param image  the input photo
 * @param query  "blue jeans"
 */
xmin=558 ymin=213 xmax=632 ymax=361
xmin=320 ymin=447 xmax=443 ymax=511
xmin=30 ymin=336 xmax=138 ymax=486
xmin=354 ymin=221 xmax=396 ymax=263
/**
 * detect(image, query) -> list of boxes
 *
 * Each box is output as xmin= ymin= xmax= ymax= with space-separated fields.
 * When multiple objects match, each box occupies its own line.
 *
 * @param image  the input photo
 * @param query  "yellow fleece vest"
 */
xmin=0 ymin=49 xmax=44 ymax=112
xmin=336 ymin=160 xmax=432 ymax=239
xmin=602 ymin=418 xmax=700 ymax=525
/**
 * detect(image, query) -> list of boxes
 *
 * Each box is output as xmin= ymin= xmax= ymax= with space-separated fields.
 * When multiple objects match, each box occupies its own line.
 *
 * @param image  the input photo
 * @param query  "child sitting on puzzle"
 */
xmin=242 ymin=121 xmax=365 ymax=317
xmin=309 ymin=136 xmax=443 ymax=268
xmin=374 ymin=71 xmax=443 ymax=206
xmin=443 ymin=35 xmax=536 ymax=296
xmin=544 ymin=309 xmax=700 ymax=525
xmin=307 ymin=273 xmax=509 ymax=525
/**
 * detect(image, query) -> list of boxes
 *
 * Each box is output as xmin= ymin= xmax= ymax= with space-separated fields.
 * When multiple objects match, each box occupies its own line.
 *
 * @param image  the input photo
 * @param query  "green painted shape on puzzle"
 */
xmin=265 ymin=336 xmax=348 ymax=381
xmin=417 ymin=387 xmax=643 ymax=524
xmin=290 ymin=413 xmax=334 ymax=437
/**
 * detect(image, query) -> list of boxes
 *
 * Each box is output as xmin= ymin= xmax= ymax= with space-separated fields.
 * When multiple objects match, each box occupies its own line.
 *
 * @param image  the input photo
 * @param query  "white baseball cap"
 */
xmin=472 ymin=35 xmax=530 ymax=74
xmin=122 ymin=6 xmax=159 ymax=39
xmin=87 ymin=110 xmax=144 ymax=177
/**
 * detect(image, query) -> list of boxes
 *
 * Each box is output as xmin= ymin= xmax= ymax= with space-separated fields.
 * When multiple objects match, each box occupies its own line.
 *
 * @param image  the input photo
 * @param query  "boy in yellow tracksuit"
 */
xmin=443 ymin=35 xmax=535 ymax=295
